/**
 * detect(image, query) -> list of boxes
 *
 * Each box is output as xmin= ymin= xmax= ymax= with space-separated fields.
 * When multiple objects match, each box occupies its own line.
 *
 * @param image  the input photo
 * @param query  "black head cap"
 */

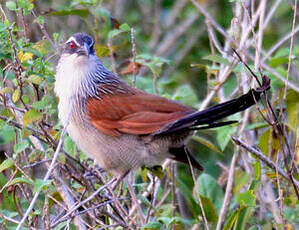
xmin=63 ymin=33 xmax=95 ymax=56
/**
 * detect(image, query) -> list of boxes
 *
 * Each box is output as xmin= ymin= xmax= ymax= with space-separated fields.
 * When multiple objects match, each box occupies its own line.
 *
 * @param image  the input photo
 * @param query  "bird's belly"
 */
xmin=66 ymin=121 xmax=169 ymax=174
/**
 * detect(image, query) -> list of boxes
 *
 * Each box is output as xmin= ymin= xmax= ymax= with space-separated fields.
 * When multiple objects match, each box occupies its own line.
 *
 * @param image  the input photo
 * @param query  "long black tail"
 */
xmin=155 ymin=76 xmax=270 ymax=136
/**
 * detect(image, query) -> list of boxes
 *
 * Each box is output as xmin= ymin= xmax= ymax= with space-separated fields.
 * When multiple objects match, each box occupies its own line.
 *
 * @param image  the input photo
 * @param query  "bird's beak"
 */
xmin=83 ymin=42 xmax=90 ymax=56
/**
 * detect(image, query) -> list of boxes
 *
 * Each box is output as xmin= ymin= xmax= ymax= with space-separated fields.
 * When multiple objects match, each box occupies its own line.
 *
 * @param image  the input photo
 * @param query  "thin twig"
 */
xmin=262 ymin=25 xmax=299 ymax=62
xmin=155 ymin=13 xmax=199 ymax=56
xmin=190 ymin=0 xmax=299 ymax=93
xmin=263 ymin=0 xmax=282 ymax=30
xmin=189 ymin=0 xmax=234 ymax=43
xmin=16 ymin=99 xmax=74 ymax=230
xmin=254 ymin=0 xmax=266 ymax=69
xmin=186 ymin=152 xmax=210 ymax=230
xmin=108 ymin=38 xmax=117 ymax=74
xmin=23 ymin=159 xmax=52 ymax=169
xmin=231 ymin=137 xmax=299 ymax=187
xmin=275 ymin=152 xmax=287 ymax=226
xmin=94 ymin=169 xmax=131 ymax=226
xmin=51 ymin=178 xmax=117 ymax=228
xmin=199 ymin=60 xmax=238 ymax=110
xmin=131 ymin=28 xmax=137 ymax=87
xmin=284 ymin=0 xmax=297 ymax=100
xmin=31 ymin=10 xmax=60 ymax=56
xmin=0 ymin=115 xmax=48 ymax=144
xmin=0 ymin=212 xmax=20 ymax=224
xmin=125 ymin=177 xmax=145 ymax=225
xmin=215 ymin=147 xmax=239 ymax=230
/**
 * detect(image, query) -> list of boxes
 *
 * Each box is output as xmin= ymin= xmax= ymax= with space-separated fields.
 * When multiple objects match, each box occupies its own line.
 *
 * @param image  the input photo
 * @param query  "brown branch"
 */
xmin=130 ymin=28 xmax=137 ymax=87
xmin=155 ymin=13 xmax=199 ymax=56
xmin=50 ymin=178 xmax=117 ymax=228
xmin=232 ymin=136 xmax=299 ymax=188
xmin=31 ymin=10 xmax=60 ymax=56
xmin=0 ymin=115 xmax=49 ymax=144
xmin=16 ymin=100 xmax=75 ymax=230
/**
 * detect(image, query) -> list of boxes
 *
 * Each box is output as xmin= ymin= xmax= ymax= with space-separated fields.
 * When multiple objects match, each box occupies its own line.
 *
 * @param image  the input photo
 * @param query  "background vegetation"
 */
xmin=0 ymin=0 xmax=298 ymax=229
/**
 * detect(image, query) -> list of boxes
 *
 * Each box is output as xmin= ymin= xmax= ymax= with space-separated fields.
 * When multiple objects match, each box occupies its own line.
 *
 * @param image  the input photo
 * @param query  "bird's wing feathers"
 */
xmin=87 ymin=83 xmax=193 ymax=136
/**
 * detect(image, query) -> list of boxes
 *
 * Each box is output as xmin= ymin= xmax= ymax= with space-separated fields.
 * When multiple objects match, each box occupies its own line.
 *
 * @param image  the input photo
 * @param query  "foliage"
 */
xmin=0 ymin=0 xmax=298 ymax=229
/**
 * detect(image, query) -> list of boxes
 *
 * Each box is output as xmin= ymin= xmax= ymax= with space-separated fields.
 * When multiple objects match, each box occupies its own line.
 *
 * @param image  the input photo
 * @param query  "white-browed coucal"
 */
xmin=55 ymin=33 xmax=270 ymax=179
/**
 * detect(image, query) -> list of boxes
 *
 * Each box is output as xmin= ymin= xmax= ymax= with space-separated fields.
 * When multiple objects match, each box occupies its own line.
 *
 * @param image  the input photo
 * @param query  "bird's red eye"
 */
xmin=69 ymin=42 xmax=76 ymax=49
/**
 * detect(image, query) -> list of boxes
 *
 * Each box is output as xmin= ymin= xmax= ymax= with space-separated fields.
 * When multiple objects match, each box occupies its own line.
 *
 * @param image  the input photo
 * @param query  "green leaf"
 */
xmin=63 ymin=136 xmax=76 ymax=156
xmin=28 ymin=74 xmax=42 ymax=85
xmin=48 ymin=9 xmax=90 ymax=18
xmin=177 ymin=177 xmax=201 ymax=217
xmin=92 ymin=8 xmax=112 ymax=39
xmin=14 ymin=140 xmax=30 ymax=153
xmin=233 ymin=170 xmax=250 ymax=194
xmin=33 ymin=179 xmax=53 ymax=193
xmin=0 ymin=87 xmax=14 ymax=94
xmin=141 ymin=221 xmax=162 ymax=230
xmin=258 ymin=128 xmax=280 ymax=157
xmin=17 ymin=0 xmax=34 ymax=14
xmin=253 ymin=161 xmax=261 ymax=180
xmin=286 ymin=90 xmax=299 ymax=131
xmin=245 ymin=122 xmax=268 ymax=130
xmin=6 ymin=177 xmax=33 ymax=187
xmin=223 ymin=207 xmax=243 ymax=230
xmin=31 ymin=101 xmax=46 ymax=110
xmin=120 ymin=23 xmax=130 ymax=31
xmin=192 ymin=135 xmax=222 ymax=154
xmin=0 ymin=158 xmax=14 ymax=173
xmin=198 ymin=196 xmax=218 ymax=223
xmin=269 ymin=57 xmax=289 ymax=68
xmin=95 ymin=45 xmax=110 ymax=57
xmin=172 ymin=84 xmax=198 ymax=107
xmin=147 ymin=166 xmax=164 ymax=180
xmin=236 ymin=190 xmax=256 ymax=207
xmin=234 ymin=206 xmax=253 ymax=230
xmin=108 ymin=29 xmax=123 ymax=38
xmin=16 ymin=0 xmax=34 ymax=15
xmin=156 ymin=217 xmax=172 ymax=227
xmin=157 ymin=216 xmax=193 ymax=228
xmin=190 ymin=63 xmax=207 ymax=70
xmin=22 ymin=95 xmax=29 ymax=104
xmin=203 ymin=55 xmax=231 ymax=66
xmin=12 ymin=88 xmax=21 ymax=103
xmin=23 ymin=109 xmax=42 ymax=126
xmin=6 ymin=1 xmax=17 ymax=11
xmin=17 ymin=0 xmax=28 ymax=8
xmin=195 ymin=173 xmax=224 ymax=212
xmin=34 ymin=16 xmax=44 ymax=24
xmin=216 ymin=124 xmax=237 ymax=151
xmin=0 ymin=124 xmax=15 ymax=144
xmin=31 ymin=95 xmax=53 ymax=110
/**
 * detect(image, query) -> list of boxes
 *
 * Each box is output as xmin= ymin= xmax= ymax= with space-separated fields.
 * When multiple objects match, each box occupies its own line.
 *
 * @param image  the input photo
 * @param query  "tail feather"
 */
xmin=155 ymin=77 xmax=270 ymax=136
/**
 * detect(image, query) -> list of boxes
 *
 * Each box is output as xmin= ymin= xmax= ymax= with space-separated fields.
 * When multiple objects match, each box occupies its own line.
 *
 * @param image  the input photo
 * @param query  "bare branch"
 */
xmin=130 ymin=28 xmax=137 ymax=86
xmin=231 ymin=136 xmax=299 ymax=187
xmin=31 ymin=10 xmax=60 ymax=56
xmin=284 ymin=0 xmax=297 ymax=99
xmin=216 ymin=147 xmax=239 ymax=230
xmin=51 ymin=178 xmax=117 ymax=228
xmin=16 ymin=100 xmax=74 ymax=230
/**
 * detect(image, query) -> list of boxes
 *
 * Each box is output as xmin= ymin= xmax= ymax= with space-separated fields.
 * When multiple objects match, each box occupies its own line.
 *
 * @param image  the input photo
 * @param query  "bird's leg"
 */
xmin=111 ymin=170 xmax=130 ymax=190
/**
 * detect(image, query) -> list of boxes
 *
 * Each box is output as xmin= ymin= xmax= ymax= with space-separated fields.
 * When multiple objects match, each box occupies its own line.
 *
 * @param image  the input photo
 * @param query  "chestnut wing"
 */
xmin=87 ymin=86 xmax=194 ymax=136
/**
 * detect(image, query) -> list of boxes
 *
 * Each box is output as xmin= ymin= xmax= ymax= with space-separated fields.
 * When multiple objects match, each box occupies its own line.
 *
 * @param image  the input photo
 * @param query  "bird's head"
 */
xmin=62 ymin=33 xmax=95 ymax=57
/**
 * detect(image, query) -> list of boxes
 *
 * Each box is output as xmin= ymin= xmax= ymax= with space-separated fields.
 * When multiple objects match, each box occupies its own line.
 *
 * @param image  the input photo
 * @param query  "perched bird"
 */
xmin=55 ymin=33 xmax=269 ymax=180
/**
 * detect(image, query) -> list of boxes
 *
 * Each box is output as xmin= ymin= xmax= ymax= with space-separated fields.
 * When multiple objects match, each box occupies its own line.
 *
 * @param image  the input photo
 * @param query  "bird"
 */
xmin=55 ymin=33 xmax=270 ymax=182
